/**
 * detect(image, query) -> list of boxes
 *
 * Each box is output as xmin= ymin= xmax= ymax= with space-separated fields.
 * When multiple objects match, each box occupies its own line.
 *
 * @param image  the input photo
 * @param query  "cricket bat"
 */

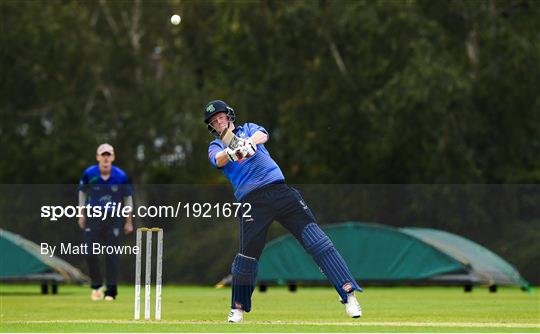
xmin=220 ymin=128 xmax=246 ymax=162
xmin=220 ymin=128 xmax=243 ymax=149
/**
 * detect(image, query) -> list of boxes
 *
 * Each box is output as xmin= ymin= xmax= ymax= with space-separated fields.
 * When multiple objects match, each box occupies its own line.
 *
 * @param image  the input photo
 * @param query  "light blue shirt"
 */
xmin=208 ymin=123 xmax=285 ymax=200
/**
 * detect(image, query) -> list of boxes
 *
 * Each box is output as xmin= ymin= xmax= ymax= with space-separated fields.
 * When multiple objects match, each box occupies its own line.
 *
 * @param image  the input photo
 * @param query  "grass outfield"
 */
xmin=0 ymin=285 xmax=538 ymax=332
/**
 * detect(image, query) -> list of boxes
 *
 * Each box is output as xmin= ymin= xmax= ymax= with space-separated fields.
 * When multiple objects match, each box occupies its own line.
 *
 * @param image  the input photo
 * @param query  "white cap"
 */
xmin=97 ymin=143 xmax=114 ymax=155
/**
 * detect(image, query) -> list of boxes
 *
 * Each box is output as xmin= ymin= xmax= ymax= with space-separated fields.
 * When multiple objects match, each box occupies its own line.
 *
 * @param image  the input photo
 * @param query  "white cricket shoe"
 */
xmin=91 ymin=287 xmax=104 ymax=301
xmin=227 ymin=309 xmax=244 ymax=323
xmin=344 ymin=293 xmax=362 ymax=318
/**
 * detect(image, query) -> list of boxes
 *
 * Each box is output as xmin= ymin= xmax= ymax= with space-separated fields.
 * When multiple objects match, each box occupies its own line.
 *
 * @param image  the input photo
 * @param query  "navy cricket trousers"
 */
xmin=83 ymin=217 xmax=123 ymax=297
xmin=239 ymin=182 xmax=315 ymax=259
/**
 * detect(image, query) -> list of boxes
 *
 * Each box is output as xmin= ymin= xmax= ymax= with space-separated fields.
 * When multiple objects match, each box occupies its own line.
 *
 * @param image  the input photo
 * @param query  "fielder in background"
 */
xmin=205 ymin=100 xmax=362 ymax=323
xmin=78 ymin=143 xmax=134 ymax=301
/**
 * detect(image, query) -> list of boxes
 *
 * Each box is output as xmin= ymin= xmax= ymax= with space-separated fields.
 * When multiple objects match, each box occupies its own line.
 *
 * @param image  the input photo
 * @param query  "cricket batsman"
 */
xmin=205 ymin=100 xmax=362 ymax=323
xmin=78 ymin=143 xmax=133 ymax=301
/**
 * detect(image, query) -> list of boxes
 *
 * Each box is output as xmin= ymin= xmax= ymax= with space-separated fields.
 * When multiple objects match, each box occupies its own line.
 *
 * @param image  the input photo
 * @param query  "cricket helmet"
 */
xmin=204 ymin=100 xmax=236 ymax=136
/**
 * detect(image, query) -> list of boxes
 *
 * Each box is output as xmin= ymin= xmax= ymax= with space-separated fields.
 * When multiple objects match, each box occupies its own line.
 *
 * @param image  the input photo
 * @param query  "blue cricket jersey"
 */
xmin=78 ymin=165 xmax=132 ymax=208
xmin=208 ymin=123 xmax=285 ymax=200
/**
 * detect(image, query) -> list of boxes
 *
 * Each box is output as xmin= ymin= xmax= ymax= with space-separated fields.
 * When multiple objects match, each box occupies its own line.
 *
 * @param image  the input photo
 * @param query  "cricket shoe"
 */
xmin=227 ymin=309 xmax=244 ymax=323
xmin=104 ymin=296 xmax=115 ymax=301
xmin=344 ymin=293 xmax=362 ymax=318
xmin=91 ymin=287 xmax=104 ymax=301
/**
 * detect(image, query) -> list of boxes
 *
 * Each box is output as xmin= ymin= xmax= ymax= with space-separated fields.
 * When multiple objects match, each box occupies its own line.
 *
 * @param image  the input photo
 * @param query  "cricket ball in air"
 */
xmin=171 ymin=14 xmax=181 ymax=25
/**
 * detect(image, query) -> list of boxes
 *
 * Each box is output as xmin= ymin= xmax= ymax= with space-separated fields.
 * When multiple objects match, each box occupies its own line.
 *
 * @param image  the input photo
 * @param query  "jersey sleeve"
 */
xmin=245 ymin=123 xmax=269 ymax=137
xmin=208 ymin=141 xmax=225 ymax=168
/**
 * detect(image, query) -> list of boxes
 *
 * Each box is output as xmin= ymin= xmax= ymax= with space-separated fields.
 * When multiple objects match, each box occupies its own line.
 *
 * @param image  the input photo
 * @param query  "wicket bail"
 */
xmin=134 ymin=227 xmax=163 ymax=320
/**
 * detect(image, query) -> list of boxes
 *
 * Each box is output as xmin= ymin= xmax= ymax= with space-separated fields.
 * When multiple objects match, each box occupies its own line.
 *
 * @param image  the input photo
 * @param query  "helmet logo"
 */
xmin=206 ymin=104 xmax=215 ymax=113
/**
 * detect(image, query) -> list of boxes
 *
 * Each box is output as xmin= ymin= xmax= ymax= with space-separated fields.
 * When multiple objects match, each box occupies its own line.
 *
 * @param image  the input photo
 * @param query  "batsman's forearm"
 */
xmin=215 ymin=150 xmax=230 ymax=167
xmin=250 ymin=131 xmax=268 ymax=145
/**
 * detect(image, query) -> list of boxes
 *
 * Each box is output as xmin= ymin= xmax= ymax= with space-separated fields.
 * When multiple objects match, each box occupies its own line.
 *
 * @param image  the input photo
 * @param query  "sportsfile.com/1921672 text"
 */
xmin=40 ymin=202 xmax=252 ymax=221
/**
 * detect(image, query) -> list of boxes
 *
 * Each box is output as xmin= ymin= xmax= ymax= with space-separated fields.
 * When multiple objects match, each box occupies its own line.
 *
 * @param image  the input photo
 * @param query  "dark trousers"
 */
xmin=232 ymin=182 xmax=361 ymax=311
xmin=83 ymin=217 xmax=122 ymax=297
xmin=239 ymin=183 xmax=315 ymax=259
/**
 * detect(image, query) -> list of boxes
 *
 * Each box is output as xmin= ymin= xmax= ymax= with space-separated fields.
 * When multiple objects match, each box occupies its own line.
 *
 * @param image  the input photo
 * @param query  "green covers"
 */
xmin=401 ymin=227 xmax=529 ymax=287
xmin=258 ymin=222 xmax=528 ymax=288
xmin=0 ymin=229 xmax=88 ymax=283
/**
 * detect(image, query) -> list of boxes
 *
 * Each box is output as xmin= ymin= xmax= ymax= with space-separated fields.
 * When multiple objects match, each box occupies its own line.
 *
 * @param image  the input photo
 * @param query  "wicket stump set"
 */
xmin=134 ymin=227 xmax=163 ymax=320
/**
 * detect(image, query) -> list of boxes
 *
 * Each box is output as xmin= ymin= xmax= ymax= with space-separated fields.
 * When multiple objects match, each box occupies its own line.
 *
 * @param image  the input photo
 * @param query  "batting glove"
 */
xmin=225 ymin=147 xmax=244 ymax=162
xmin=241 ymin=139 xmax=257 ymax=158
